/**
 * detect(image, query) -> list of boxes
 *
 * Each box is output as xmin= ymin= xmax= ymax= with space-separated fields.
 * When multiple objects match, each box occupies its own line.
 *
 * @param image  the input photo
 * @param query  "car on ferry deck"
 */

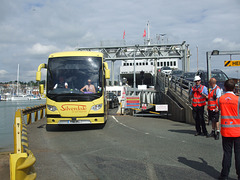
xmin=171 ymin=70 xmax=184 ymax=82
xmin=159 ymin=66 xmax=172 ymax=76
xmin=196 ymin=69 xmax=229 ymax=93
xmin=107 ymin=92 xmax=119 ymax=109
xmin=181 ymin=72 xmax=196 ymax=87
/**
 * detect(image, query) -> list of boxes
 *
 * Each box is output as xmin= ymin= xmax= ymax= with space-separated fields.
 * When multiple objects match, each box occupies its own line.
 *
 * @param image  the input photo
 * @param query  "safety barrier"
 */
xmin=10 ymin=104 xmax=46 ymax=180
xmin=121 ymin=89 xmax=157 ymax=116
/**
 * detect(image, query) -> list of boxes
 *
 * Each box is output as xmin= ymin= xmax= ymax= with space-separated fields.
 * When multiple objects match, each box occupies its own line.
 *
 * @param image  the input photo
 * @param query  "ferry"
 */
xmin=119 ymin=52 xmax=179 ymax=87
xmin=119 ymin=22 xmax=180 ymax=87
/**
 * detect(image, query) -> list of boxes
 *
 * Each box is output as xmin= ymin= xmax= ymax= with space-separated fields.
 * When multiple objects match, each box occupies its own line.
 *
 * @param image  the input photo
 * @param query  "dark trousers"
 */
xmin=192 ymin=106 xmax=207 ymax=134
xmin=221 ymin=136 xmax=240 ymax=178
xmin=208 ymin=110 xmax=219 ymax=122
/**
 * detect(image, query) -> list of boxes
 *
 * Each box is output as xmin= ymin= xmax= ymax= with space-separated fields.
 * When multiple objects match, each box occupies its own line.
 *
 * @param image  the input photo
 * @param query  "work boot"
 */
xmin=215 ymin=132 xmax=220 ymax=140
xmin=205 ymin=133 xmax=210 ymax=138
xmin=195 ymin=132 xmax=202 ymax=136
xmin=208 ymin=130 xmax=215 ymax=138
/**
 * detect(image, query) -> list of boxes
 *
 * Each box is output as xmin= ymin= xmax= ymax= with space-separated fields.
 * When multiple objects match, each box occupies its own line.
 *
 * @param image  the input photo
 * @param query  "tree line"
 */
xmin=0 ymin=80 xmax=46 ymax=86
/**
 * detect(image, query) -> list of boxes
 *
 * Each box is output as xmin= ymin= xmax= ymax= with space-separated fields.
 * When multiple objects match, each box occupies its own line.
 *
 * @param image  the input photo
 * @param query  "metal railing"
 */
xmin=156 ymin=73 xmax=214 ymax=123
xmin=157 ymin=72 xmax=194 ymax=104
xmin=10 ymin=104 xmax=46 ymax=180
xmin=170 ymin=78 xmax=193 ymax=104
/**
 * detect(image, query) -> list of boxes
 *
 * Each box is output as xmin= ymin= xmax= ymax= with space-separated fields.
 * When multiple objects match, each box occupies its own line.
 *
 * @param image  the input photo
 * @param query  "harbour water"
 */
xmin=0 ymin=99 xmax=46 ymax=152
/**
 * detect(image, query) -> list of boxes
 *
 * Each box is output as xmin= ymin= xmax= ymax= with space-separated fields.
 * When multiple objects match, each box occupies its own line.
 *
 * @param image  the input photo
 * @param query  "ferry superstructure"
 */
xmin=120 ymin=52 xmax=179 ymax=86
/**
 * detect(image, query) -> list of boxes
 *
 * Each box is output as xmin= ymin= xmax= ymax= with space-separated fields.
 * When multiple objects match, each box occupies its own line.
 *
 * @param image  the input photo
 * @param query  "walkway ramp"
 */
xmin=155 ymin=72 xmax=195 ymax=124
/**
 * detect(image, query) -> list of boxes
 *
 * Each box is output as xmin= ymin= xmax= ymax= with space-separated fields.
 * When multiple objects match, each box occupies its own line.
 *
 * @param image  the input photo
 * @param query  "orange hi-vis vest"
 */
xmin=192 ymin=85 xmax=206 ymax=107
xmin=217 ymin=93 xmax=240 ymax=137
xmin=208 ymin=85 xmax=220 ymax=110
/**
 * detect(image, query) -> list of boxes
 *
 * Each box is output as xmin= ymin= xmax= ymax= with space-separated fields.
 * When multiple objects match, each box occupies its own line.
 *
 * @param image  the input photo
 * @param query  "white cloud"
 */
xmin=213 ymin=38 xmax=223 ymax=43
xmin=0 ymin=70 xmax=8 ymax=75
xmin=27 ymin=43 xmax=59 ymax=55
xmin=212 ymin=38 xmax=240 ymax=50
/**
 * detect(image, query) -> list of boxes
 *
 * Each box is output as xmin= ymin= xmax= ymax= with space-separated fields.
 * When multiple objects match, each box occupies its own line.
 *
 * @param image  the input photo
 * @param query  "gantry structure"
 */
xmin=77 ymin=41 xmax=190 ymax=84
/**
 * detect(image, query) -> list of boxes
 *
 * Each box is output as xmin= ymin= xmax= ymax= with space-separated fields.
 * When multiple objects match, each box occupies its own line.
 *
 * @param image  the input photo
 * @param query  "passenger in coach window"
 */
xmin=80 ymin=79 xmax=96 ymax=93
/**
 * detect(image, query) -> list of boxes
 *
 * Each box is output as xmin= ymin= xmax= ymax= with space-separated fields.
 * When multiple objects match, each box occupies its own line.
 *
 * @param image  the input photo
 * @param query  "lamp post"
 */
xmin=111 ymin=60 xmax=115 ymax=86
xmin=133 ymin=44 xmax=139 ymax=95
xmin=196 ymin=45 xmax=198 ymax=71
xmin=206 ymin=51 xmax=210 ymax=92
xmin=133 ymin=48 xmax=136 ymax=95
xmin=206 ymin=50 xmax=219 ymax=92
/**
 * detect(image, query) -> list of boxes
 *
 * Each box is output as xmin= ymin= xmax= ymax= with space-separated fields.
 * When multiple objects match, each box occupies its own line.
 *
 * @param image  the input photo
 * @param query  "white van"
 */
xmin=106 ymin=86 xmax=127 ymax=103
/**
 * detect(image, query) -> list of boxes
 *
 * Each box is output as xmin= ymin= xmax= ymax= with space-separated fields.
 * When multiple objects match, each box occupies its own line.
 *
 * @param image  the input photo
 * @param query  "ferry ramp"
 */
xmin=154 ymin=72 xmax=197 ymax=124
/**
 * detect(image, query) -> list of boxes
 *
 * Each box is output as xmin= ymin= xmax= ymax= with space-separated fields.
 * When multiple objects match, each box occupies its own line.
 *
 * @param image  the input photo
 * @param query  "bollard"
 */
xmin=27 ymin=113 xmax=32 ymax=125
xmin=34 ymin=111 xmax=38 ymax=122
xmin=40 ymin=109 xmax=44 ymax=119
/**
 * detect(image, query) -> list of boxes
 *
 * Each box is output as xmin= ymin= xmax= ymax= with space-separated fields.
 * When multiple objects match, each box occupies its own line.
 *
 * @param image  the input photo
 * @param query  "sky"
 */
xmin=0 ymin=0 xmax=240 ymax=82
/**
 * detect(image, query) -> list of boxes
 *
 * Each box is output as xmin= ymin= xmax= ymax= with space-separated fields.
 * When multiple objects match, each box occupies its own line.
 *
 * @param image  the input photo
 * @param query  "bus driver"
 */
xmin=53 ymin=76 xmax=68 ymax=89
xmin=80 ymin=79 xmax=96 ymax=93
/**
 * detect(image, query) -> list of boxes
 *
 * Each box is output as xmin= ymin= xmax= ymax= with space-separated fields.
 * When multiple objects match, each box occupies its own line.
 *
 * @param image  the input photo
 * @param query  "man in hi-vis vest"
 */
xmin=208 ymin=78 xmax=221 ymax=140
xmin=217 ymin=79 xmax=240 ymax=180
xmin=190 ymin=76 xmax=209 ymax=137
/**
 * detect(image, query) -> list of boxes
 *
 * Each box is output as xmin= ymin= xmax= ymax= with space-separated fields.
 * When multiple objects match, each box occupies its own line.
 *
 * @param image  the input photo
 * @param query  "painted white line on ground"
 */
xmin=112 ymin=116 xmax=168 ymax=140
xmin=157 ymin=135 xmax=166 ymax=139
xmin=112 ymin=116 xmax=139 ymax=132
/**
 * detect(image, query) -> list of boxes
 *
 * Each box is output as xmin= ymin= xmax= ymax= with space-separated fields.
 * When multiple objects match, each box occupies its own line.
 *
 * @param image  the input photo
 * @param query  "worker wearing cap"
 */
xmin=190 ymin=76 xmax=209 ymax=137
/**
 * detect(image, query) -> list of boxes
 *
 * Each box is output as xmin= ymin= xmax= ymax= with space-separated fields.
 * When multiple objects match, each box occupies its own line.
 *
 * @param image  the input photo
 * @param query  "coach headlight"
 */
xmin=47 ymin=105 xmax=57 ymax=112
xmin=91 ymin=104 xmax=102 ymax=111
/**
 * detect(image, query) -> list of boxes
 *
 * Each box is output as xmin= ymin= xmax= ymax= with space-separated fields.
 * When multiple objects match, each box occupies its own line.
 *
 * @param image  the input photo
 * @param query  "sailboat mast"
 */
xmin=17 ymin=64 xmax=19 ymax=96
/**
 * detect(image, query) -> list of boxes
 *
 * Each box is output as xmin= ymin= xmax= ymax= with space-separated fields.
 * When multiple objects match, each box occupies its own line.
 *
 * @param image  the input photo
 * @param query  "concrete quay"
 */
xmin=25 ymin=112 xmax=238 ymax=180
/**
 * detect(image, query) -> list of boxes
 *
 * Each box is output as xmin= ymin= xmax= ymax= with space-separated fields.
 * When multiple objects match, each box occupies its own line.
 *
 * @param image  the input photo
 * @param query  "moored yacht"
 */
xmin=11 ymin=94 xmax=30 ymax=101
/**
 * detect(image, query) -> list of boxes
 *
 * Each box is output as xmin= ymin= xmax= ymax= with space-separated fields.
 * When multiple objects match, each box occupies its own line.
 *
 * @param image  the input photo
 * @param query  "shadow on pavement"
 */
xmin=39 ymin=124 xmax=105 ymax=132
xmin=168 ymin=129 xmax=196 ymax=135
xmin=178 ymin=157 xmax=235 ymax=180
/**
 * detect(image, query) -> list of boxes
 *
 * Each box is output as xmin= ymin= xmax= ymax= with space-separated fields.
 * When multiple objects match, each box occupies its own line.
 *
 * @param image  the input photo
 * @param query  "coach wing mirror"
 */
xmin=39 ymin=84 xmax=44 ymax=95
xmin=36 ymin=63 xmax=47 ymax=81
xmin=105 ymin=69 xmax=110 ymax=79
xmin=36 ymin=71 xmax=41 ymax=81
xmin=104 ymin=62 xmax=110 ymax=79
